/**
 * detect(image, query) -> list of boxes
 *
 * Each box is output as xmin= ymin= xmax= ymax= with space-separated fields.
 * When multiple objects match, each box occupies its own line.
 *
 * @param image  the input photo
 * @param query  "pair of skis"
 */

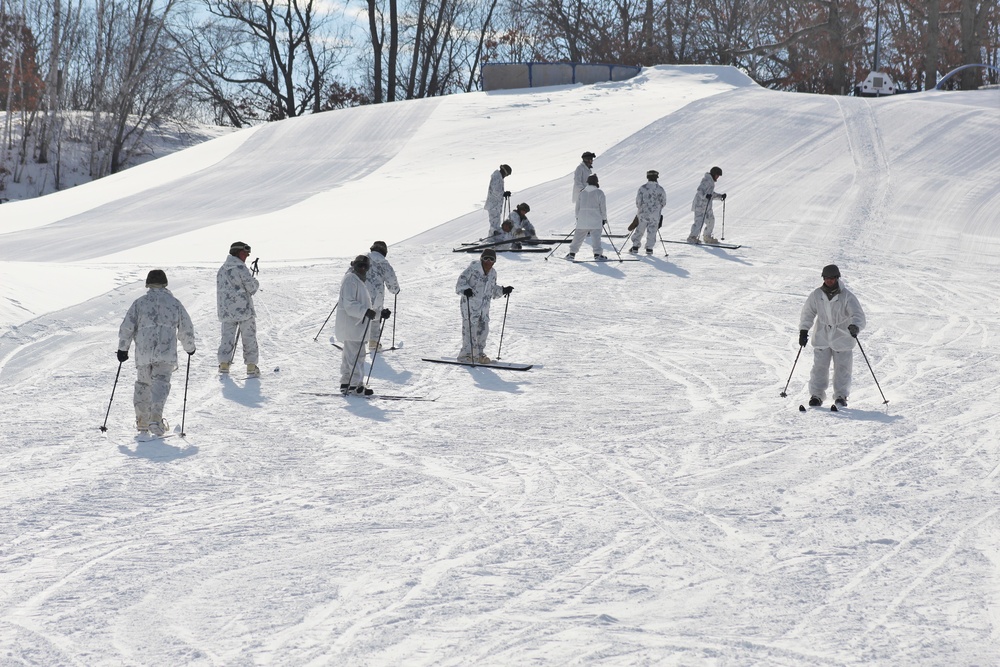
xmin=663 ymin=239 xmax=742 ymax=250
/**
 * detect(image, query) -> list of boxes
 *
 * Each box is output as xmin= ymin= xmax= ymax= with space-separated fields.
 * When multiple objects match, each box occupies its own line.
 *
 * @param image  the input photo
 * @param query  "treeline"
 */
xmin=1 ymin=0 xmax=997 ymax=196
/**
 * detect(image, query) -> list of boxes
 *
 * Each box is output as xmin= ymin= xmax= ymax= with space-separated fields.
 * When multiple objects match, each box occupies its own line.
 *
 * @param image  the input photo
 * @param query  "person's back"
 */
xmin=576 ymin=185 xmax=606 ymax=229
xmin=123 ymin=287 xmax=194 ymax=366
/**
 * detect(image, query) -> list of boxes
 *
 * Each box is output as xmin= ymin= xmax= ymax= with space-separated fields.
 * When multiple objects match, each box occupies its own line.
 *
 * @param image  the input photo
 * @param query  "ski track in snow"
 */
xmin=1 ymin=71 xmax=999 ymax=665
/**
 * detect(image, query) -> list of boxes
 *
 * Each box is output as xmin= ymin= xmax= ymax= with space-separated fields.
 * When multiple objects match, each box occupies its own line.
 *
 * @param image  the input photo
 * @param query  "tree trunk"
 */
xmin=367 ymin=0 xmax=383 ymax=102
xmin=923 ymin=0 xmax=940 ymax=89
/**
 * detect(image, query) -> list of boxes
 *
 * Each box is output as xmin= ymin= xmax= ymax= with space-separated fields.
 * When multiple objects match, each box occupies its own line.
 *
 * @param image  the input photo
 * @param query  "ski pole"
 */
xmin=390 ymin=293 xmax=399 ymax=350
xmin=602 ymin=221 xmax=625 ymax=262
xmin=657 ymin=224 xmax=669 ymax=257
xmin=180 ymin=353 xmax=191 ymax=436
xmin=721 ymin=199 xmax=727 ymax=240
xmin=313 ymin=303 xmax=337 ymax=341
xmin=464 ymin=294 xmax=477 ymax=366
xmin=347 ymin=317 xmax=373 ymax=390
xmin=544 ymin=230 xmax=575 ymax=261
xmin=856 ymin=337 xmax=889 ymax=405
xmin=229 ymin=325 xmax=242 ymax=364
xmin=496 ymin=292 xmax=511 ymax=360
xmin=99 ymin=360 xmax=124 ymax=432
xmin=779 ymin=345 xmax=804 ymax=398
xmin=251 ymin=258 xmax=259 ymax=276
xmin=365 ymin=314 xmax=390 ymax=385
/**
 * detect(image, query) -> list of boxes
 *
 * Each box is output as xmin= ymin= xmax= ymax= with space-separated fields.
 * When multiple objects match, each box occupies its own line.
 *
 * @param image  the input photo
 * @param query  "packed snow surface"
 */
xmin=1 ymin=65 xmax=999 ymax=665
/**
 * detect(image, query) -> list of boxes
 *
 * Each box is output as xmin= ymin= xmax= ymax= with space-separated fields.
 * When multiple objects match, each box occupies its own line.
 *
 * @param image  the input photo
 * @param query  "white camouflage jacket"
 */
xmin=217 ymin=254 xmax=259 ymax=322
xmin=118 ymin=287 xmax=196 ymax=367
xmin=366 ymin=251 xmax=400 ymax=307
xmin=572 ymin=162 xmax=592 ymax=203
xmin=336 ymin=271 xmax=373 ymax=342
xmin=636 ymin=181 xmax=667 ymax=221
xmin=799 ymin=284 xmax=866 ymax=352
xmin=691 ymin=172 xmax=723 ymax=212
xmin=456 ymin=260 xmax=503 ymax=315
xmin=484 ymin=169 xmax=505 ymax=213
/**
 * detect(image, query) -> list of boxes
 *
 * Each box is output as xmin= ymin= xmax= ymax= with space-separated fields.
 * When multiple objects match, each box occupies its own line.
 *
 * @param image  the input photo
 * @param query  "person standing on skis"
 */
xmin=337 ymin=255 xmax=389 ymax=395
xmin=364 ymin=241 xmax=400 ymax=352
xmin=455 ymin=248 xmax=513 ymax=364
xmin=688 ymin=166 xmax=726 ymax=244
xmin=567 ymin=174 xmax=608 ymax=261
xmin=117 ymin=269 xmax=196 ymax=436
xmin=798 ymin=264 xmax=867 ymax=408
xmin=572 ymin=152 xmax=596 ymax=204
xmin=485 ymin=164 xmax=512 ymax=237
xmin=630 ymin=170 xmax=667 ymax=254
xmin=217 ymin=241 xmax=260 ymax=377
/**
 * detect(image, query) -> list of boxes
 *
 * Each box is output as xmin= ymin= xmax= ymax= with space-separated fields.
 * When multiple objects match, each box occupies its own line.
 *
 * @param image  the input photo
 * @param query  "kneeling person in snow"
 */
xmin=337 ymin=255 xmax=390 ymax=395
xmin=117 ymin=270 xmax=196 ymax=436
xmin=217 ymin=241 xmax=260 ymax=377
xmin=365 ymin=241 xmax=400 ymax=352
xmin=567 ymin=174 xmax=607 ymax=260
xmin=456 ymin=248 xmax=513 ymax=363
xmin=798 ymin=264 xmax=866 ymax=408
xmin=508 ymin=202 xmax=536 ymax=242
xmin=489 ymin=220 xmax=518 ymax=250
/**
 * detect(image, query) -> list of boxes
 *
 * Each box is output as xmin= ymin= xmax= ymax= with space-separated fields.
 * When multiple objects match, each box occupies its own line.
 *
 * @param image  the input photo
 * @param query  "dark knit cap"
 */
xmin=230 ymin=241 xmax=251 ymax=256
xmin=370 ymin=240 xmax=388 ymax=256
xmin=822 ymin=264 xmax=841 ymax=278
xmin=145 ymin=269 xmax=168 ymax=287
xmin=481 ymin=248 xmax=497 ymax=261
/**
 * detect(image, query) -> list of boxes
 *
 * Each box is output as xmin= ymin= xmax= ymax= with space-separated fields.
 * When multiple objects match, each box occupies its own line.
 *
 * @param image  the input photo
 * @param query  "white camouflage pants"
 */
xmin=690 ymin=207 xmax=715 ymax=239
xmin=487 ymin=207 xmax=503 ymax=236
xmin=809 ymin=347 xmax=854 ymax=401
xmin=460 ymin=305 xmax=491 ymax=357
xmin=340 ymin=339 xmax=367 ymax=387
xmin=630 ymin=216 xmax=659 ymax=249
xmin=568 ymin=229 xmax=603 ymax=254
xmin=134 ymin=362 xmax=173 ymax=426
xmin=218 ymin=319 xmax=259 ymax=364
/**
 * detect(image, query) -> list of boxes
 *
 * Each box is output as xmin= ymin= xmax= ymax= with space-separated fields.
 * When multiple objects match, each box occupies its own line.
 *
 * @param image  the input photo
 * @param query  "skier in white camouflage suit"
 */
xmin=688 ymin=166 xmax=726 ymax=244
xmin=217 ymin=241 xmax=260 ymax=377
xmin=485 ymin=164 xmax=512 ymax=236
xmin=337 ymin=255 xmax=389 ymax=395
xmin=365 ymin=241 xmax=400 ymax=351
xmin=455 ymin=248 xmax=513 ymax=363
xmin=798 ymin=264 xmax=867 ymax=408
xmin=630 ymin=170 xmax=667 ymax=254
xmin=117 ymin=269 xmax=196 ymax=436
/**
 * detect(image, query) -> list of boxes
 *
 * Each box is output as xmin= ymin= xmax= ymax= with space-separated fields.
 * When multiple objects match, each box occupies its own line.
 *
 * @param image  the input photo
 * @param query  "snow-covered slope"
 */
xmin=1 ymin=66 xmax=999 ymax=665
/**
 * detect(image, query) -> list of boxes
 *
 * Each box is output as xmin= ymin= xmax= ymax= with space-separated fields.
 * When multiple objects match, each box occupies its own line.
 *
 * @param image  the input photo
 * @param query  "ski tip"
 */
xmin=799 ymin=405 xmax=806 ymax=412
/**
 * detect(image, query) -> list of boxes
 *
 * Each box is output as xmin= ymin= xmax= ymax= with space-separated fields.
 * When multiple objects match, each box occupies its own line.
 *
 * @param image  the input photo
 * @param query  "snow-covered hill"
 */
xmin=1 ymin=65 xmax=999 ymax=665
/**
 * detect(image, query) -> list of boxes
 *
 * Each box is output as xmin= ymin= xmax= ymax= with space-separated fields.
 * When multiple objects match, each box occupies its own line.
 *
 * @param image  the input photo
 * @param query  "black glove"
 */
xmin=706 ymin=193 xmax=713 ymax=199
xmin=364 ymin=308 xmax=376 ymax=320
xmin=463 ymin=288 xmax=474 ymax=297
xmin=848 ymin=324 xmax=859 ymax=338
xmin=721 ymin=193 xmax=727 ymax=200
xmin=503 ymin=191 xmax=511 ymax=198
xmin=502 ymin=285 xmax=514 ymax=296
xmin=658 ymin=215 xmax=663 ymax=229
xmin=381 ymin=308 xmax=391 ymax=320
xmin=798 ymin=330 xmax=809 ymax=347
xmin=188 ymin=348 xmax=196 ymax=356
xmin=117 ymin=349 xmax=129 ymax=362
